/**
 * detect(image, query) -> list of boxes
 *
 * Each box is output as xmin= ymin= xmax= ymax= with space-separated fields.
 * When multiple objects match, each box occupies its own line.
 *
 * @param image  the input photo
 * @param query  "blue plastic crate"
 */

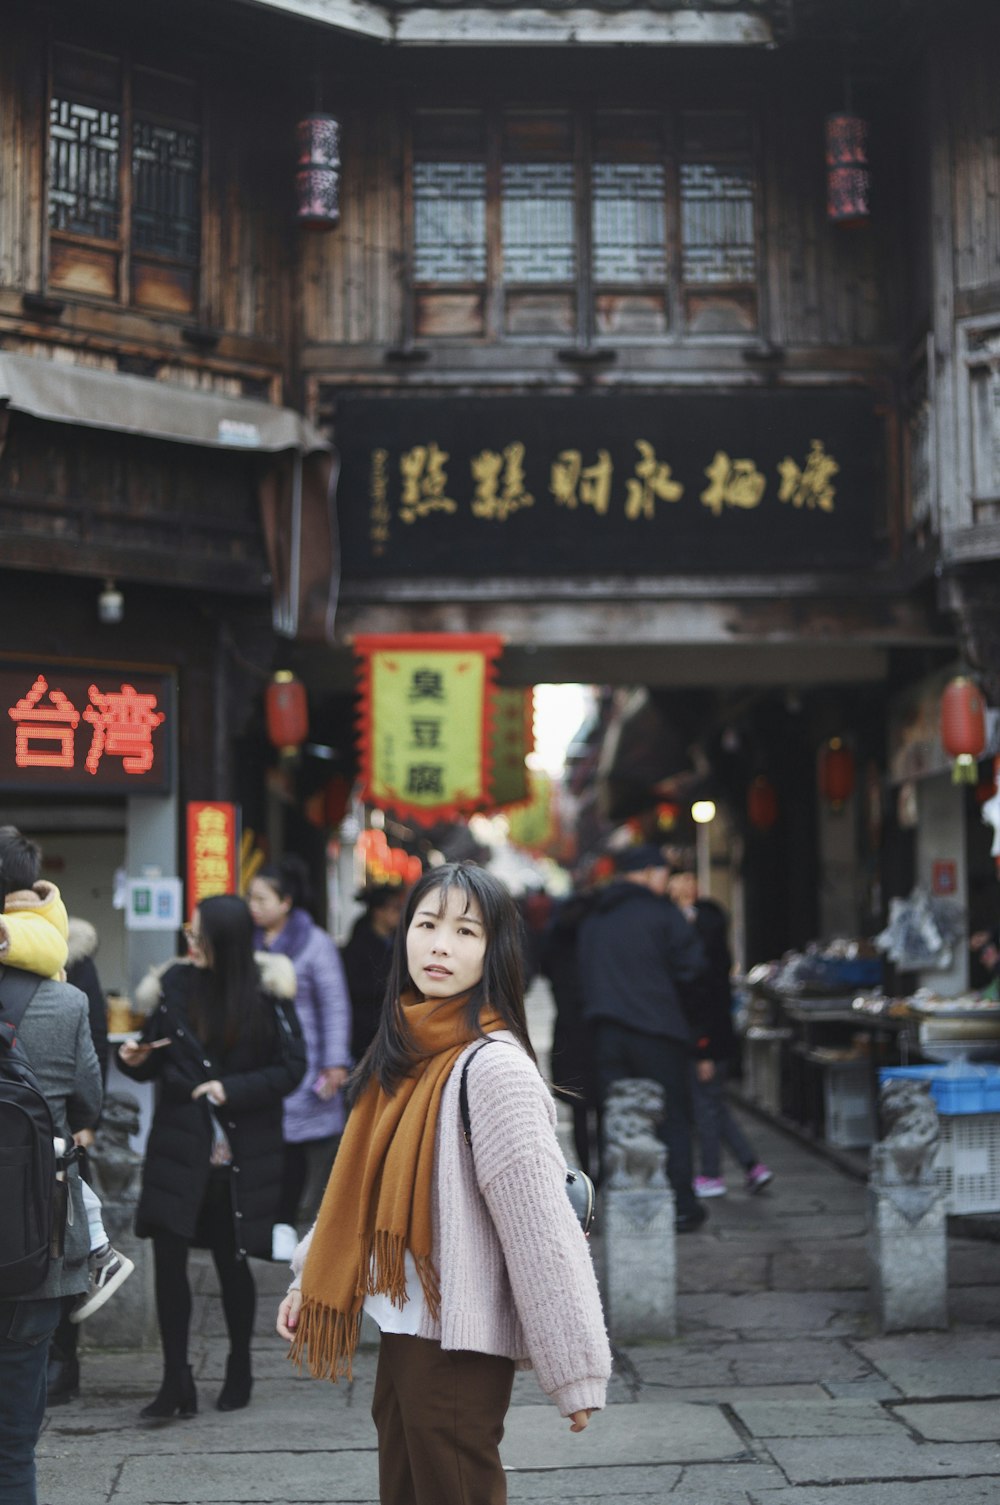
xmin=879 ymin=1065 xmax=1000 ymax=1116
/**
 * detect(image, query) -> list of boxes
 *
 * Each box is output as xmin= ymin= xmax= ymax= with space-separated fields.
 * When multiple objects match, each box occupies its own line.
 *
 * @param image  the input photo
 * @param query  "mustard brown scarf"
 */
xmin=289 ymin=990 xmax=503 ymax=1381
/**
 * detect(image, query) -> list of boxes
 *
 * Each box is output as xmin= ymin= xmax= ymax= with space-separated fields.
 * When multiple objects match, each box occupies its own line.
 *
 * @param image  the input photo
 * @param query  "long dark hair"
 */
xmin=189 ymin=894 xmax=271 ymax=1054
xmin=353 ymin=862 xmax=535 ymax=1099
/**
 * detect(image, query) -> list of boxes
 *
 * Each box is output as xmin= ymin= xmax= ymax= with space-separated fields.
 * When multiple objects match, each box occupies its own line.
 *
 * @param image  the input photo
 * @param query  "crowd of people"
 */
xmin=0 ymin=824 xmax=765 ymax=1505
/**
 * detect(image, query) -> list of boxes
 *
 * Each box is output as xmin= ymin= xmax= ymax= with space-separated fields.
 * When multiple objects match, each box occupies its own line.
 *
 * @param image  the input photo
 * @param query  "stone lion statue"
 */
xmin=89 ymin=1090 xmax=144 ymax=1204
xmin=872 ymin=1078 xmax=940 ymax=1186
xmin=602 ymin=1078 xmax=669 ymax=1190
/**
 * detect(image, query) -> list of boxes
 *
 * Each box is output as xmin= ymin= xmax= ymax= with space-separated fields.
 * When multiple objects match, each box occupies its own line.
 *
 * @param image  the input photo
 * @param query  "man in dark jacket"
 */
xmin=577 ymin=844 xmax=709 ymax=1230
xmin=0 ymin=871 xmax=102 ymax=1504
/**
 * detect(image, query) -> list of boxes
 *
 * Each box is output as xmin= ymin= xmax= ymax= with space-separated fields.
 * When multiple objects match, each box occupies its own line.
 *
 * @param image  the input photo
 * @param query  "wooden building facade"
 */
xmin=1 ymin=0 xmax=999 ymax=973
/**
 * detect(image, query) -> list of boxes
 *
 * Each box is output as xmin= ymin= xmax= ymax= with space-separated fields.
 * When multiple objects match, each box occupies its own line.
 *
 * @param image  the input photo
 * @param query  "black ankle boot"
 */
xmin=140 ymin=1364 xmax=197 ymax=1419
xmin=216 ymin=1353 xmax=253 ymax=1412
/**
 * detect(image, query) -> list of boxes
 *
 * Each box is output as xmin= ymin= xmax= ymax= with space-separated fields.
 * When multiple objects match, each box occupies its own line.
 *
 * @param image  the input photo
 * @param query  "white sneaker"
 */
xmin=271 ymin=1223 xmax=299 ymax=1263
xmin=70 ymin=1244 xmax=135 ymax=1324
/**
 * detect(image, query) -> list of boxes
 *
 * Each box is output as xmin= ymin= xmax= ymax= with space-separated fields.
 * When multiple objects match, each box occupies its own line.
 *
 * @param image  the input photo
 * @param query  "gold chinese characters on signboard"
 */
xmin=369 ymin=438 xmax=840 ymax=553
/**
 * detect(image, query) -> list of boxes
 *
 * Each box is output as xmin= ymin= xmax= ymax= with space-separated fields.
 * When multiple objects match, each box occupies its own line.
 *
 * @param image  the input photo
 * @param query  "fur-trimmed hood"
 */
xmin=4 ymin=879 xmax=61 ymax=914
xmin=66 ymin=916 xmax=99 ymax=969
xmin=135 ymin=951 xmax=297 ymax=1014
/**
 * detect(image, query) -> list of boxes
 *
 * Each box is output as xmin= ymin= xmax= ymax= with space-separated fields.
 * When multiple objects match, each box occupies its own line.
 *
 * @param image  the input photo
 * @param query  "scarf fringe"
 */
xmin=414 ymin=1252 xmax=441 ymax=1323
xmin=364 ymin=1229 xmax=408 ymax=1307
xmin=288 ymin=1295 xmax=362 ymax=1384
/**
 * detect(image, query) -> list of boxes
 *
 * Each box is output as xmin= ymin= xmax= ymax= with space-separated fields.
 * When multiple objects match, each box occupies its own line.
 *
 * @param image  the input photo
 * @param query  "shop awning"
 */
xmin=0 ymin=351 xmax=328 ymax=454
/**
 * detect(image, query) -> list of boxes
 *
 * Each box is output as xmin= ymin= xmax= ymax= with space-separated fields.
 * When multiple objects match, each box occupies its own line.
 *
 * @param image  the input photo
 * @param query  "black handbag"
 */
xmin=458 ymin=1039 xmax=596 ymax=1235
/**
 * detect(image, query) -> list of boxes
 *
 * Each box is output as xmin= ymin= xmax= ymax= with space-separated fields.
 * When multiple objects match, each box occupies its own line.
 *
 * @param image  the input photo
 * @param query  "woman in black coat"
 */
xmin=118 ymin=894 xmax=305 ymax=1420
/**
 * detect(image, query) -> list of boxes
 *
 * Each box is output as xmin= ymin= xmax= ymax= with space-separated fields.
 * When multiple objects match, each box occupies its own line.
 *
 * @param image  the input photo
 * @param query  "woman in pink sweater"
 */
xmin=277 ymin=861 xmax=611 ymax=1505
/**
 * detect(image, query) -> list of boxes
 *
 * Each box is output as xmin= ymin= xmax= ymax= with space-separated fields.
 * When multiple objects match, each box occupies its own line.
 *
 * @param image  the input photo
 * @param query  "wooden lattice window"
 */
xmin=47 ymin=43 xmax=201 ymax=315
xmin=679 ymin=112 xmax=757 ymax=334
xmin=409 ymin=105 xmax=758 ymax=342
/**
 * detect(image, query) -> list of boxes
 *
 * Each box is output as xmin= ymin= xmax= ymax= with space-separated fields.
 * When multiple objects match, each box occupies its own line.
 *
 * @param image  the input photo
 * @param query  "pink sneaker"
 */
xmin=694 ymin=1176 xmax=727 ymax=1198
xmin=745 ymin=1163 xmax=773 ymax=1194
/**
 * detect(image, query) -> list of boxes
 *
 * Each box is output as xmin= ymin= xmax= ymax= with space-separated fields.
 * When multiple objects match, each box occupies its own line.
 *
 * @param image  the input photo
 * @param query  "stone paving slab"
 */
xmin=753 ymin=1484 xmax=1000 ymax=1505
xmin=500 ymin=1400 xmax=746 ymax=1469
xmin=711 ymin=1217 xmax=869 ymax=1241
xmin=629 ymin=1337 xmax=879 ymax=1389
xmin=765 ymin=1433 xmax=1000 ymax=1484
xmin=893 ymin=1400 xmax=1000 ymax=1442
xmin=771 ymin=1245 xmax=870 ymax=1290
xmin=619 ymin=1383 xmax=830 ymax=1405
xmin=729 ymin=1397 xmax=904 ymax=1437
xmin=110 ymin=1449 xmax=381 ymax=1503
xmin=679 ymin=1290 xmax=870 ymax=1336
xmin=505 ymin=1465 xmax=683 ymax=1500
xmin=676 ymin=1251 xmax=771 ymax=1292
xmin=822 ymin=1379 xmax=904 ymax=1399
xmin=853 ymin=1331 xmax=1000 ymax=1397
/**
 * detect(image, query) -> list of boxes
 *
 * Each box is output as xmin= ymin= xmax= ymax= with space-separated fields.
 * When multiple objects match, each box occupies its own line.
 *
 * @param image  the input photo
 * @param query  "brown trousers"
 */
xmin=372 ymin=1334 xmax=516 ymax=1505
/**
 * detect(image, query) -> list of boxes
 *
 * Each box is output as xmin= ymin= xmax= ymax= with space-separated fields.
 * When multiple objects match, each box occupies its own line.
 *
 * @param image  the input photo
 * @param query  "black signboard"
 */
xmin=0 ymin=664 xmax=173 ymax=795
xmin=336 ymin=391 xmax=881 ymax=578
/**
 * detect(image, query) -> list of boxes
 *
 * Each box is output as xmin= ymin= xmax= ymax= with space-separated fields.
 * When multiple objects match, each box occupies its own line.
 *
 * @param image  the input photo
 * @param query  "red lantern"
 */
xmin=265 ymin=672 xmax=308 ymax=755
xmin=826 ymin=114 xmax=870 ymax=225
xmin=296 ymin=115 xmax=340 ymax=229
xmin=940 ymin=676 xmax=986 ymax=784
xmin=747 ymin=774 xmax=778 ymax=832
xmin=818 ymin=739 xmax=855 ymax=810
xmin=405 ymin=854 xmax=423 ymax=884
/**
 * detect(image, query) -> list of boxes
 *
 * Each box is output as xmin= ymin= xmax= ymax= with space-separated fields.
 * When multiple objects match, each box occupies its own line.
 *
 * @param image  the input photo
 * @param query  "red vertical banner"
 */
xmin=353 ymin=634 xmax=503 ymax=825
xmin=186 ymin=802 xmax=239 ymax=918
xmin=485 ymin=687 xmax=534 ymax=812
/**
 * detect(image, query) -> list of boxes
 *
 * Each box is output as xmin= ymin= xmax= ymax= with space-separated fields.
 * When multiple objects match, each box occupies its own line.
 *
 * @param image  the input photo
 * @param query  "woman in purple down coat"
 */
xmin=248 ymin=856 xmax=351 ymax=1253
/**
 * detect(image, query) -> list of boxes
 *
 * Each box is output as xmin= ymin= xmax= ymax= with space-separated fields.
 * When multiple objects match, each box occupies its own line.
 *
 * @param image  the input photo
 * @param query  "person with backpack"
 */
xmin=0 ymin=868 xmax=102 ymax=1505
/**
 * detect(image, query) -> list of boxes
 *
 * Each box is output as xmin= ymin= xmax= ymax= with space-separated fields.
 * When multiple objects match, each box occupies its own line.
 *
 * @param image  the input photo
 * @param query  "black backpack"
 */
xmin=0 ymin=967 xmax=56 ymax=1297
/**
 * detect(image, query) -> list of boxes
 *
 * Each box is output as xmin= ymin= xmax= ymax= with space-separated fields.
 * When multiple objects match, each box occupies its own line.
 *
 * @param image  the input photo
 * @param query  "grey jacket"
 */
xmin=14 ymin=975 xmax=103 ymax=1299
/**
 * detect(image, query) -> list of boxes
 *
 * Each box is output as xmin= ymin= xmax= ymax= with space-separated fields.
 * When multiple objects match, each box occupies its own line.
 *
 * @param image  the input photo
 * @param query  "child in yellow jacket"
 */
xmin=0 ymin=873 xmax=133 ymax=1322
xmin=0 ymin=877 xmax=70 ymax=978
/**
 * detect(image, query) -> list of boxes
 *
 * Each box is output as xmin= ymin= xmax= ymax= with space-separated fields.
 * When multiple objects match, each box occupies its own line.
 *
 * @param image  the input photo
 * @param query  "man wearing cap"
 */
xmin=577 ymin=843 xmax=709 ymax=1231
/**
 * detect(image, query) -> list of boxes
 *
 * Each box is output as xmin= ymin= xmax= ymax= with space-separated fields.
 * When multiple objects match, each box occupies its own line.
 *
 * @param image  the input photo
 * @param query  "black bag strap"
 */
xmin=459 ymin=1038 xmax=496 ymax=1146
xmin=0 ymin=965 xmax=44 ymax=1038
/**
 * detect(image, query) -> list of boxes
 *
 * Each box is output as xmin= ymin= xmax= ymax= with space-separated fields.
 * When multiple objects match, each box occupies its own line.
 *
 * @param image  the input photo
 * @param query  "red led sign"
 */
xmin=0 ymin=665 xmax=173 ymax=794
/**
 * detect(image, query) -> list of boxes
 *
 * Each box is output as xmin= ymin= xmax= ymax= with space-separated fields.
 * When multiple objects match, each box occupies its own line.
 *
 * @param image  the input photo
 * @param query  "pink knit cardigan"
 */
xmin=291 ymin=1031 xmax=611 ymax=1418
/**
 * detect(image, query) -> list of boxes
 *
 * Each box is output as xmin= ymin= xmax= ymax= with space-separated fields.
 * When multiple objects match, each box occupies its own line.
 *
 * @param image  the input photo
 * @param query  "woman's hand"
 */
xmin=568 ymin=1409 xmax=593 ymax=1432
xmin=277 ymin=1288 xmax=303 ymax=1341
xmin=314 ymin=1066 xmax=349 ymax=1102
xmin=118 ymin=1039 xmax=154 ymax=1068
xmin=73 ymin=1128 xmax=96 ymax=1150
xmin=192 ymin=1079 xmax=227 ymax=1105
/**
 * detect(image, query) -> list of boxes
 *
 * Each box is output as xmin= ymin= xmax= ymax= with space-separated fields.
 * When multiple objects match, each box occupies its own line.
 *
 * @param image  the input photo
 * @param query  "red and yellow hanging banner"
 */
xmin=485 ymin=686 xmax=534 ymax=812
xmin=186 ymin=802 xmax=239 ymax=919
xmin=354 ymin=634 xmax=503 ymax=825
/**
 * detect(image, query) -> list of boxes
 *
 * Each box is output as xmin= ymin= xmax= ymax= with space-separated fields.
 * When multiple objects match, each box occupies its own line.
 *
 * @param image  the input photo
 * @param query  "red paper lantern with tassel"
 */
xmin=265 ymin=672 xmax=308 ymax=755
xmin=747 ymin=774 xmax=779 ymax=832
xmin=826 ymin=114 xmax=870 ymax=225
xmin=940 ymin=676 xmax=986 ymax=784
xmin=818 ymin=738 xmax=855 ymax=810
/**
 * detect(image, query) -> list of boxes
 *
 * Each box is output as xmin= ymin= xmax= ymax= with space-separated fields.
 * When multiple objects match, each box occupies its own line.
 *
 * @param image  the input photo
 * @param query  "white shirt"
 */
xmin=363 ymin=1249 xmax=427 ymax=1334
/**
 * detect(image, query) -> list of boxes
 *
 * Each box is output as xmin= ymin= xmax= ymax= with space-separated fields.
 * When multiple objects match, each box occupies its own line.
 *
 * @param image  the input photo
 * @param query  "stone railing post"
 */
xmin=867 ymin=1078 xmax=948 ymax=1333
xmin=601 ymin=1078 xmax=676 ymax=1341
xmin=83 ymin=1091 xmax=158 ymax=1348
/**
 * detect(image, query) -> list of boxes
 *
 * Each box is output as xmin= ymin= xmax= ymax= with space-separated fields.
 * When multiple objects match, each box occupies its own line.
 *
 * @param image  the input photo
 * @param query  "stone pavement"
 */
xmin=38 ymin=1100 xmax=1000 ymax=1505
